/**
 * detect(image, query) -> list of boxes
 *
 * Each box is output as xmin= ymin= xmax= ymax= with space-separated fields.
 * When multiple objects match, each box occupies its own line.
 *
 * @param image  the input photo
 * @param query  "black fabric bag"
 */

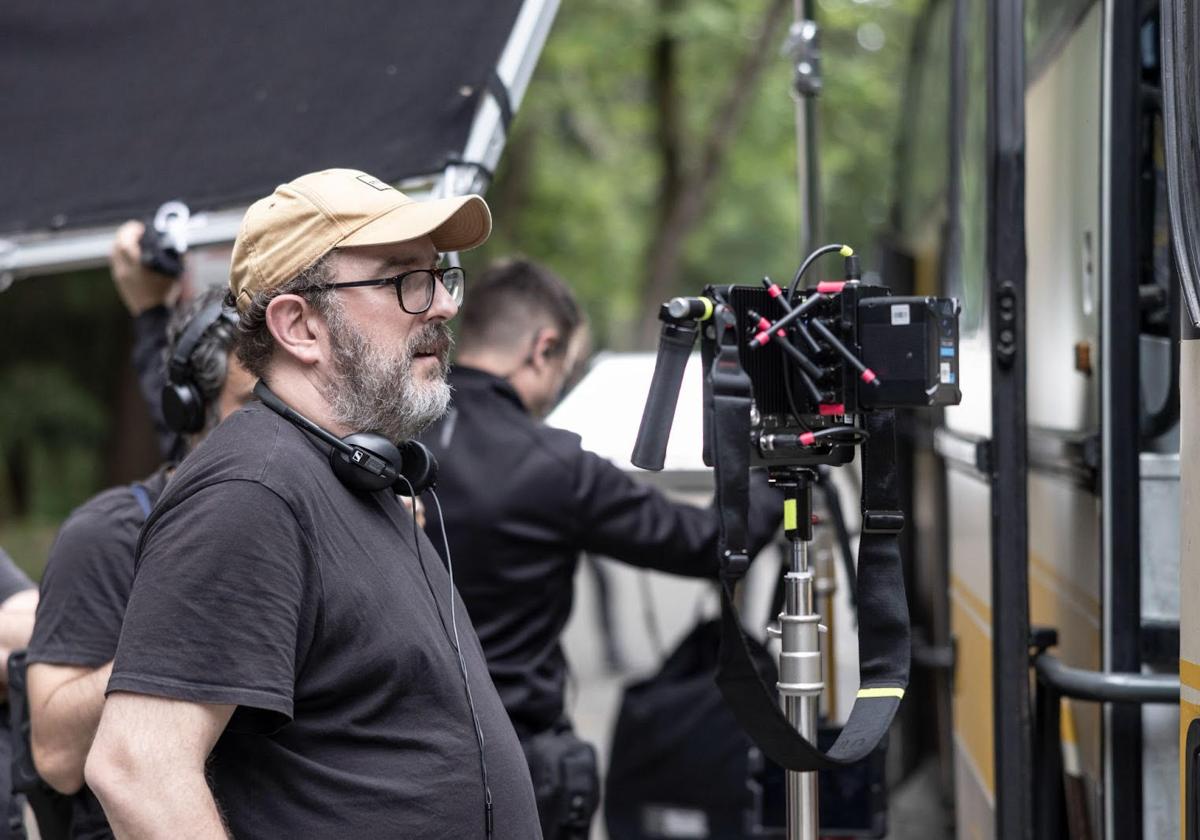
xmin=523 ymin=721 xmax=600 ymax=840
xmin=605 ymin=617 xmax=889 ymax=839
xmin=605 ymin=618 xmax=771 ymax=839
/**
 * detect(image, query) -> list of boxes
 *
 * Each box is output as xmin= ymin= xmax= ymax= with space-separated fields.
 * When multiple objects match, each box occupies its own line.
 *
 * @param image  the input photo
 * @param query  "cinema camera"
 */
xmin=631 ymin=242 xmax=961 ymax=840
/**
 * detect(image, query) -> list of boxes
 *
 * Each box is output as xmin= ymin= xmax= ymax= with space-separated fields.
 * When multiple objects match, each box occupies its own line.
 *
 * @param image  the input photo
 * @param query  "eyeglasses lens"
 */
xmin=397 ymin=267 xmax=466 ymax=313
xmin=441 ymin=267 xmax=465 ymax=306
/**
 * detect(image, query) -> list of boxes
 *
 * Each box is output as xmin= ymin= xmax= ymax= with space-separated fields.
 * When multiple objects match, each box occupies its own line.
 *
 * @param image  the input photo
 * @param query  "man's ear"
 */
xmin=530 ymin=327 xmax=562 ymax=371
xmin=265 ymin=294 xmax=324 ymax=367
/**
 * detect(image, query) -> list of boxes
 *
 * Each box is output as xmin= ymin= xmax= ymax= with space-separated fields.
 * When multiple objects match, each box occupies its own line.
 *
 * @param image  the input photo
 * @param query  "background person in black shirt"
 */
xmin=84 ymin=169 xmax=541 ymax=840
xmin=0 ymin=548 xmax=38 ymax=836
xmin=420 ymin=259 xmax=781 ymax=839
xmin=26 ymin=250 xmax=253 ymax=839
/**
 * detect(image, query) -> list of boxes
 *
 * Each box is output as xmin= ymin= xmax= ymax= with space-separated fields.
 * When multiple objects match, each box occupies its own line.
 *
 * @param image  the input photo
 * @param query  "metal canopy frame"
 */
xmin=0 ymin=0 xmax=561 ymax=289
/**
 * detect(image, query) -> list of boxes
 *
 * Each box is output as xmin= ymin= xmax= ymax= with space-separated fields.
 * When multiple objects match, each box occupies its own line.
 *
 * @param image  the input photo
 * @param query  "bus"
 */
xmin=883 ymin=0 xmax=1189 ymax=837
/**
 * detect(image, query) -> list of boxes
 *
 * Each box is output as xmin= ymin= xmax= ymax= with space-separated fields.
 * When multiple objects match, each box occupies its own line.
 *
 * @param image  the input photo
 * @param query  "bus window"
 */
xmin=952 ymin=0 xmax=988 ymax=337
xmin=1026 ymin=0 xmax=1098 ymax=82
xmin=893 ymin=0 xmax=954 ymax=253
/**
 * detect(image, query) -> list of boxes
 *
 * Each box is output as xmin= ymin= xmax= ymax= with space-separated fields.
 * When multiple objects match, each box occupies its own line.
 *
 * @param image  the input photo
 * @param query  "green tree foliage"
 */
xmin=468 ymin=0 xmax=928 ymax=349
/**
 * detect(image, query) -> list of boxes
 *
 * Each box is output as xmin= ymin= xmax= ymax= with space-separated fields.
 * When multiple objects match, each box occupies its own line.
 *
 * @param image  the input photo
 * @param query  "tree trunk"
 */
xmin=636 ymin=0 xmax=791 ymax=347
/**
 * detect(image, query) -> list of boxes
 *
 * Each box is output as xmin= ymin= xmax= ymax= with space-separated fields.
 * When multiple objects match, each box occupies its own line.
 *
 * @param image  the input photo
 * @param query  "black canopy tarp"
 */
xmin=0 ymin=0 xmax=524 ymax=236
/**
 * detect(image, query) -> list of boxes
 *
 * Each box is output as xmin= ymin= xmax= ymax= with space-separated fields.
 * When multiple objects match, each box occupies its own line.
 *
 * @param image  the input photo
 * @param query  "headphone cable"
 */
xmin=396 ymin=478 xmax=494 ymax=838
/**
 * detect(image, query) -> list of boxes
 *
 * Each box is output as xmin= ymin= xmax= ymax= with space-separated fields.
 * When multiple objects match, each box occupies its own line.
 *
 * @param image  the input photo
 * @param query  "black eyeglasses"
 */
xmin=315 ymin=266 xmax=465 ymax=314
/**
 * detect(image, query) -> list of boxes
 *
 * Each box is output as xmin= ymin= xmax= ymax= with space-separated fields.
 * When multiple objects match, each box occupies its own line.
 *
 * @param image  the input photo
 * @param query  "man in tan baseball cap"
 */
xmin=227 ymin=167 xmax=492 ymax=442
xmin=87 ymin=170 xmax=544 ymax=839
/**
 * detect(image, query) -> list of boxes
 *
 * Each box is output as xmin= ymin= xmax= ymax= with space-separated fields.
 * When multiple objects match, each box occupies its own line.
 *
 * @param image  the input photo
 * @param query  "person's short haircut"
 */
xmin=456 ymin=259 xmax=585 ymax=357
xmin=166 ymin=285 xmax=237 ymax=434
xmin=229 ymin=254 xmax=337 ymax=380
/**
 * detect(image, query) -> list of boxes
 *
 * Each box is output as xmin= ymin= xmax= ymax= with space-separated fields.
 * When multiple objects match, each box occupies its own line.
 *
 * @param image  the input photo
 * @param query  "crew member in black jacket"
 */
xmin=421 ymin=259 xmax=780 ymax=840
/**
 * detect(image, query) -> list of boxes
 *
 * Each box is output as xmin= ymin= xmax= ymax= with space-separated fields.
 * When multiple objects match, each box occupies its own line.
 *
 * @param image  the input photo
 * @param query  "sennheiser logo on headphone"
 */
xmin=351 ymin=451 xmax=365 ymax=463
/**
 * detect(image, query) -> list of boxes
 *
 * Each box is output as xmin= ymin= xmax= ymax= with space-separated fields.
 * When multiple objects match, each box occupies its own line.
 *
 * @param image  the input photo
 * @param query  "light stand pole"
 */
xmin=785 ymin=0 xmax=822 ymax=257
xmin=771 ymin=468 xmax=823 ymax=840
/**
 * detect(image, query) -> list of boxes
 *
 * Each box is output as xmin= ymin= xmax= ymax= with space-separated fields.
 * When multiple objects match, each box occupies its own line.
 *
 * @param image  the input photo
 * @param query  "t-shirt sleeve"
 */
xmin=109 ymin=480 xmax=318 ymax=733
xmin=0 ymin=549 xmax=34 ymax=604
xmin=27 ymin=508 xmax=134 ymax=668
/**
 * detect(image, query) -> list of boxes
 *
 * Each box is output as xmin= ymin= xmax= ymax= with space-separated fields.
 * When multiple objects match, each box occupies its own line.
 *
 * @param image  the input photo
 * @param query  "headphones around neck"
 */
xmin=161 ymin=299 xmax=239 ymax=434
xmin=253 ymin=381 xmax=437 ymax=496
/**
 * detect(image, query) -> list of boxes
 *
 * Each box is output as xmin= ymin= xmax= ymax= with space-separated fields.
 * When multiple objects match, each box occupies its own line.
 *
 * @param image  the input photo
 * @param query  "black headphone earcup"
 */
xmin=395 ymin=441 xmax=438 ymax=496
xmin=331 ymin=433 xmax=402 ymax=493
xmin=161 ymin=383 xmax=205 ymax=434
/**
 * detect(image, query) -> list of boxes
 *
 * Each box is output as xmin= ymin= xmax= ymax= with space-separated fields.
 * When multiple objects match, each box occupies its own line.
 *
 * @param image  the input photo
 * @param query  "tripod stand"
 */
xmin=768 ymin=467 xmax=823 ymax=840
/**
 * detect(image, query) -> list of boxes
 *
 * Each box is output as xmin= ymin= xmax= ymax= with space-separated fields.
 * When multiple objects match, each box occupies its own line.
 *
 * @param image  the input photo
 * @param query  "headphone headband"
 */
xmin=253 ymin=381 xmax=356 ymax=457
xmin=167 ymin=299 xmax=238 ymax=385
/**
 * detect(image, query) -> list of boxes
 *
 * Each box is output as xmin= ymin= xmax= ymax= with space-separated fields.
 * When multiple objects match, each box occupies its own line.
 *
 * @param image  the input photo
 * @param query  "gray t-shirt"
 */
xmin=110 ymin=403 xmax=541 ymax=839
xmin=27 ymin=471 xmax=167 ymax=840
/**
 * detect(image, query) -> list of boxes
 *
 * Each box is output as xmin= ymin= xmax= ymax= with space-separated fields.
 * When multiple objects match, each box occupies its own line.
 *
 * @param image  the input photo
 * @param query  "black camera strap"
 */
xmin=709 ymin=357 xmax=910 ymax=772
xmin=709 ymin=306 xmax=753 ymax=580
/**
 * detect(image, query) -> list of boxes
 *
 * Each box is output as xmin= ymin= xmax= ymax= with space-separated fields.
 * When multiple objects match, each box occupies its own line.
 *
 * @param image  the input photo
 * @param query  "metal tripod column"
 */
xmin=776 ymin=469 xmax=822 ymax=840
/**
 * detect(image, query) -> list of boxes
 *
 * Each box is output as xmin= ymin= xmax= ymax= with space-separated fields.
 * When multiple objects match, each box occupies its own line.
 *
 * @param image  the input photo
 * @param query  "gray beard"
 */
xmin=322 ymin=305 xmax=453 ymax=443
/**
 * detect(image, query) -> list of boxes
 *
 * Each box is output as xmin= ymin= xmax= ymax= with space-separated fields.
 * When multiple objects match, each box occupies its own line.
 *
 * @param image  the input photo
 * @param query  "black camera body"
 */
xmin=707 ymin=282 xmax=961 ymax=469
xmin=139 ymin=200 xmax=190 ymax=278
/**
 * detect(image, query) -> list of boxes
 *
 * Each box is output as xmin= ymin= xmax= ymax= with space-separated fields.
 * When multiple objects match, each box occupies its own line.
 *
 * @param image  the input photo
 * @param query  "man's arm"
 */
xmin=572 ymin=448 xmax=782 ymax=577
xmin=85 ymin=693 xmax=233 ymax=840
xmin=110 ymin=220 xmax=179 ymax=458
xmin=27 ymin=661 xmax=112 ymax=794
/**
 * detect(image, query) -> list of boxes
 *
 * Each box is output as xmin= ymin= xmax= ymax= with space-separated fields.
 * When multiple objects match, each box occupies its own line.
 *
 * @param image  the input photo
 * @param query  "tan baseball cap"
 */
xmin=229 ymin=168 xmax=491 ymax=311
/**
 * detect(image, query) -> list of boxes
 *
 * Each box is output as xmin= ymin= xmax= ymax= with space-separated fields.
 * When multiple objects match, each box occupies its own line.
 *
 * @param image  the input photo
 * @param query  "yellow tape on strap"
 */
xmin=856 ymin=687 xmax=905 ymax=700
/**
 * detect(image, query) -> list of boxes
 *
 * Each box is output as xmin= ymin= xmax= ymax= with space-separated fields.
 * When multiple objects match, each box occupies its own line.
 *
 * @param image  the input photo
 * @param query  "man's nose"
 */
xmin=426 ymin=276 xmax=459 ymax=321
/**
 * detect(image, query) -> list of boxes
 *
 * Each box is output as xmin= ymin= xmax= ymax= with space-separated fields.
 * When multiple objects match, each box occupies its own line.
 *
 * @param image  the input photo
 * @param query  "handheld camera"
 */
xmin=632 ymin=244 xmax=962 ymax=472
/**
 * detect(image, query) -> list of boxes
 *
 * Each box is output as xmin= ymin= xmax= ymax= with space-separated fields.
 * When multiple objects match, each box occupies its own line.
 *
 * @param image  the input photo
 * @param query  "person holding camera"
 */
xmin=24 ymin=230 xmax=254 ymax=839
xmin=83 ymin=170 xmax=541 ymax=839
xmin=420 ymin=259 xmax=781 ymax=840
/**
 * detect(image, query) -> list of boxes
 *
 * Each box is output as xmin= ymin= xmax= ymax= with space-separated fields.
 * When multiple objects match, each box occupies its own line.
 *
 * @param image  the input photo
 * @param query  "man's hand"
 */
xmin=86 ymin=693 xmax=233 ymax=839
xmin=110 ymin=221 xmax=177 ymax=316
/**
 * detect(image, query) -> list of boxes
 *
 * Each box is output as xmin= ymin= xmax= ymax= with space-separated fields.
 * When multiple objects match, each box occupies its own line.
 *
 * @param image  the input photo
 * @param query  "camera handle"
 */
xmin=631 ymin=302 xmax=708 ymax=471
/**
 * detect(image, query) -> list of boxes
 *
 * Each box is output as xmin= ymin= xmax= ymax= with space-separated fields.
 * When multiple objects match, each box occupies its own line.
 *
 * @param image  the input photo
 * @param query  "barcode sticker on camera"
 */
xmin=891 ymin=304 xmax=911 ymax=325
